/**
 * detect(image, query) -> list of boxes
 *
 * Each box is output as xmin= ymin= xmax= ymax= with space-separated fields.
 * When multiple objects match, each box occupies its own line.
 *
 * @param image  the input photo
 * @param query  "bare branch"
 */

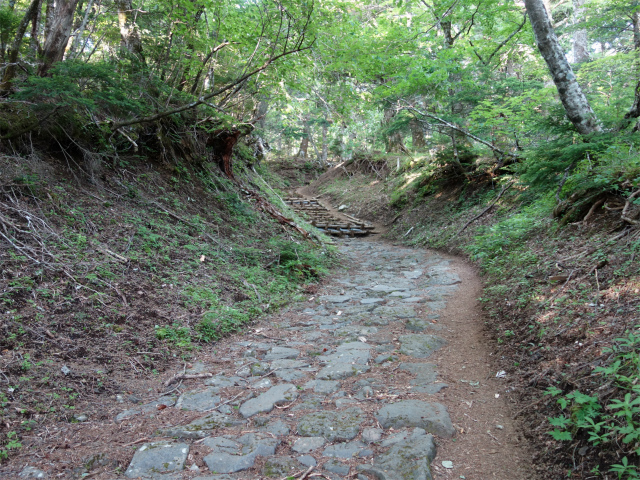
xmin=404 ymin=105 xmax=516 ymax=159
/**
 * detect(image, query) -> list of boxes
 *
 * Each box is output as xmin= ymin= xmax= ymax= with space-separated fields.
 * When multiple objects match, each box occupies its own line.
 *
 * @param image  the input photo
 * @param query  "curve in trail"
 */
xmin=16 ymin=239 xmax=533 ymax=479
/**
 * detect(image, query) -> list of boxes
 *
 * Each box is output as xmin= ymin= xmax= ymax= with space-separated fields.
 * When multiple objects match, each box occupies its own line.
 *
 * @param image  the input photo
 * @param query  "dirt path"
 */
xmin=4 ymin=237 xmax=535 ymax=480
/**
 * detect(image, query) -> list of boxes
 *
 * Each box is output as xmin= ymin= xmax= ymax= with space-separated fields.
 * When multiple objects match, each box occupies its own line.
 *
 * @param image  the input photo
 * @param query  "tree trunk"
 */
xmin=382 ymin=107 xmax=405 ymax=153
xmin=297 ymin=120 xmax=310 ymax=158
xmin=321 ymin=118 xmax=328 ymax=165
xmin=38 ymin=0 xmax=80 ymax=76
xmin=67 ymin=0 xmax=93 ymax=58
xmin=114 ymin=0 xmax=143 ymax=59
xmin=524 ymin=0 xmax=601 ymax=135
xmin=634 ymin=11 xmax=640 ymax=52
xmin=0 ymin=0 xmax=41 ymax=95
xmin=622 ymin=13 xmax=640 ymax=126
xmin=207 ymin=130 xmax=242 ymax=179
xmin=410 ymin=118 xmax=426 ymax=149
xmin=571 ymin=0 xmax=589 ymax=63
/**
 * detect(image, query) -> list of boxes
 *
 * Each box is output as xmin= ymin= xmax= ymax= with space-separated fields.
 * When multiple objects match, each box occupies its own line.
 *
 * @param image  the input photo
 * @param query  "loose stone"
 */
xmin=239 ymin=384 xmax=298 ymax=418
xmin=398 ymin=334 xmax=446 ymax=358
xmin=125 ymin=441 xmax=189 ymax=478
xmin=202 ymin=433 xmax=279 ymax=474
xmin=376 ymin=400 xmax=455 ymax=438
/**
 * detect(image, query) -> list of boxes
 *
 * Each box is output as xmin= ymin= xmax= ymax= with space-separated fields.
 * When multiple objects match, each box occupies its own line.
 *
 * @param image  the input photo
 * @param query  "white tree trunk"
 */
xmin=572 ymin=0 xmax=589 ymax=63
xmin=524 ymin=0 xmax=601 ymax=135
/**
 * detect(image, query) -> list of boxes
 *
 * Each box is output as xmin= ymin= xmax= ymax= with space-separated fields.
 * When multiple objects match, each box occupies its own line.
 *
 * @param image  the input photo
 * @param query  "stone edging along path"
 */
xmin=17 ymin=238 xmax=534 ymax=480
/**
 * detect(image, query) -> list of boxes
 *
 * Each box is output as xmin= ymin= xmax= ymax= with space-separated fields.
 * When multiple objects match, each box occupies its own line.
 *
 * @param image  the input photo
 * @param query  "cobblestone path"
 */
xmin=23 ymin=239 xmax=467 ymax=480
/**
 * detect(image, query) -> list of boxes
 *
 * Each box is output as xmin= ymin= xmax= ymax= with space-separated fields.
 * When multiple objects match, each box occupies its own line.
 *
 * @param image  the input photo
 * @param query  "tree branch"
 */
xmin=110 ymin=40 xmax=314 ymax=130
xmin=404 ymin=105 xmax=516 ymax=159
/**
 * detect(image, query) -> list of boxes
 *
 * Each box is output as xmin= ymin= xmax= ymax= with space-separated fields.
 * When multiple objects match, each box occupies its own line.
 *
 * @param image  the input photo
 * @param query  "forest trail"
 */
xmin=10 ymin=238 xmax=534 ymax=479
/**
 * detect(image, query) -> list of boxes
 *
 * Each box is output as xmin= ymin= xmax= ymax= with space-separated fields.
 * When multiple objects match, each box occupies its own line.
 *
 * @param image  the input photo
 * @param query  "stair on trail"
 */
xmin=284 ymin=194 xmax=375 ymax=237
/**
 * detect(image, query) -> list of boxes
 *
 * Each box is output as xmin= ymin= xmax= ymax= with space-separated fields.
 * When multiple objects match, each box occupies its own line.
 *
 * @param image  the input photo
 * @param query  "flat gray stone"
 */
xmin=304 ymin=380 xmax=341 ymax=394
xmin=316 ymin=363 xmax=370 ymax=380
xmin=125 ymin=442 xmax=189 ymax=478
xmin=275 ymin=369 xmax=308 ymax=382
xmin=202 ymin=433 xmax=279 ymax=474
xmin=261 ymin=419 xmax=290 ymax=436
xmin=374 ymin=354 xmax=397 ymax=364
xmin=402 ymin=270 xmax=423 ymax=279
xmin=262 ymin=456 xmax=299 ymax=478
xmin=19 ymin=466 xmax=47 ymax=478
xmin=322 ymin=440 xmax=373 ymax=458
xmin=264 ymin=347 xmax=300 ymax=360
xmin=297 ymin=407 xmax=364 ymax=441
xmin=399 ymin=334 xmax=446 ymax=358
xmin=204 ymin=376 xmax=245 ymax=387
xmin=403 ymin=297 xmax=425 ymax=303
xmin=321 ymin=342 xmax=372 ymax=365
xmin=389 ymin=290 xmax=414 ymax=297
xmin=359 ymin=429 xmax=436 ymax=480
xmin=157 ymin=412 xmax=244 ymax=439
xmin=176 ymin=388 xmax=221 ymax=411
xmin=270 ymin=359 xmax=309 ymax=369
xmin=239 ymin=384 xmax=298 ymax=418
xmin=375 ymin=400 xmax=455 ymax=438
xmin=405 ymin=318 xmax=441 ymax=332
xmin=370 ymin=285 xmax=408 ymax=293
xmin=362 ymin=427 xmax=383 ymax=443
xmin=323 ymin=460 xmax=350 ymax=475
xmin=373 ymin=305 xmax=416 ymax=318
xmin=321 ymin=295 xmax=352 ymax=304
xmin=252 ymin=378 xmax=273 ymax=389
xmin=292 ymin=436 xmax=326 ymax=453
xmin=360 ymin=298 xmax=385 ymax=304
xmin=250 ymin=362 xmax=270 ymax=376
xmin=297 ymin=455 xmax=316 ymax=467
xmin=334 ymin=325 xmax=378 ymax=338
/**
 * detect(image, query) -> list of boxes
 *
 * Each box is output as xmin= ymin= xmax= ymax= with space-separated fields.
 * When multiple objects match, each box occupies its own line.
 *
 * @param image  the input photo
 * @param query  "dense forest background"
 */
xmin=1 ymin=0 xmax=640 ymax=478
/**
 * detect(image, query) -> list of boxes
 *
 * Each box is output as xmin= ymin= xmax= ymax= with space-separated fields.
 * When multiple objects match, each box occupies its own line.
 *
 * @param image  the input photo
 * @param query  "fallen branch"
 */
xmin=164 ymin=372 xmax=213 ymax=387
xmin=457 ymin=182 xmax=515 ymax=234
xmin=404 ymin=106 xmax=516 ymax=159
xmin=123 ymin=437 xmax=150 ymax=447
xmin=621 ymin=189 xmax=640 ymax=225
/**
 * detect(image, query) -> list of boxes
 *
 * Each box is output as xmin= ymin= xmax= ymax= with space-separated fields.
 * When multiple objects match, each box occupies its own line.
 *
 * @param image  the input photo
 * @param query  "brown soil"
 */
xmin=422 ymin=250 xmax=535 ymax=479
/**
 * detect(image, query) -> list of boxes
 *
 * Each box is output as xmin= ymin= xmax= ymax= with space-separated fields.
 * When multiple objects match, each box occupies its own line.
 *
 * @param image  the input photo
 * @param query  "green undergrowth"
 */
xmin=0 ymin=151 xmax=335 ymax=462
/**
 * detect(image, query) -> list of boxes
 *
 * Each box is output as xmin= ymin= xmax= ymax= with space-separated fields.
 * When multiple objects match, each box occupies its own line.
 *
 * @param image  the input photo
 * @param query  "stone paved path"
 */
xmin=90 ymin=239 xmax=463 ymax=479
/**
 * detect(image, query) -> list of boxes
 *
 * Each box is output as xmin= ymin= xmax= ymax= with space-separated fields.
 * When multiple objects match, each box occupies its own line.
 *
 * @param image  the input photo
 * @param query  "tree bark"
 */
xmin=382 ymin=107 xmax=405 ymax=153
xmin=321 ymin=116 xmax=329 ymax=165
xmin=571 ymin=0 xmax=589 ymax=63
xmin=38 ymin=0 xmax=80 ymax=76
xmin=114 ymin=0 xmax=143 ymax=60
xmin=634 ymin=11 xmax=640 ymax=51
xmin=67 ymin=0 xmax=93 ymax=58
xmin=524 ymin=0 xmax=601 ymax=135
xmin=0 ymin=0 xmax=41 ymax=95
xmin=410 ymin=118 xmax=426 ymax=149
xmin=297 ymin=120 xmax=310 ymax=159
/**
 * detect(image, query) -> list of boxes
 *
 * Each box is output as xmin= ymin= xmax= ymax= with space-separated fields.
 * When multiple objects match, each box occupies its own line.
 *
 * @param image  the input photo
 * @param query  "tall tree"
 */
xmin=524 ymin=0 xmax=601 ymax=135
xmin=115 ymin=0 xmax=143 ymax=59
xmin=572 ymin=0 xmax=589 ymax=63
xmin=0 ymin=0 xmax=41 ymax=94
xmin=38 ymin=0 xmax=80 ymax=76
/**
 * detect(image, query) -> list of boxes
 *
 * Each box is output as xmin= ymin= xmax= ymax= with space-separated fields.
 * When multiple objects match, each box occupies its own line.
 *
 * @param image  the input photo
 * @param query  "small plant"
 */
xmin=545 ymin=326 xmax=640 ymax=478
xmin=0 ymin=431 xmax=22 ymax=462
